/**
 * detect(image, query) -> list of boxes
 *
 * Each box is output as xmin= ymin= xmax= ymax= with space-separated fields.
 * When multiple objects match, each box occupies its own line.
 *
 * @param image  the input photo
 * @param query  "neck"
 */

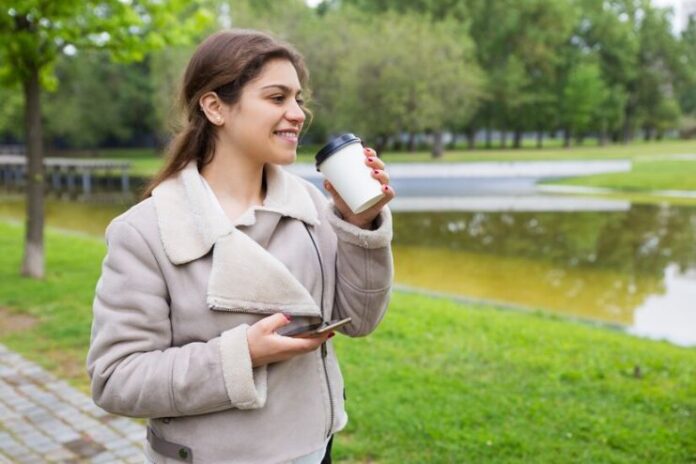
xmin=201 ymin=144 xmax=266 ymax=220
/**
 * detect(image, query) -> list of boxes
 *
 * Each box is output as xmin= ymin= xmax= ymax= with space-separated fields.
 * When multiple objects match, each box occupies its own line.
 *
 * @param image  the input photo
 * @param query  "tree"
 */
xmin=0 ymin=1 xmax=212 ymax=278
xmin=559 ymin=61 xmax=608 ymax=146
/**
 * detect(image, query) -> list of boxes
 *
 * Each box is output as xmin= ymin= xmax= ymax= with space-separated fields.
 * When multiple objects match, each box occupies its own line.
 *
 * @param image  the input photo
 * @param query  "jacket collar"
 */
xmin=151 ymin=161 xmax=319 ymax=264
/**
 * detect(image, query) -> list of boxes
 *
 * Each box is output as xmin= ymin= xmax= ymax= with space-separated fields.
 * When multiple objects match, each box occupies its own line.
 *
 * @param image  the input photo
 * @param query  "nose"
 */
xmin=286 ymin=100 xmax=306 ymax=125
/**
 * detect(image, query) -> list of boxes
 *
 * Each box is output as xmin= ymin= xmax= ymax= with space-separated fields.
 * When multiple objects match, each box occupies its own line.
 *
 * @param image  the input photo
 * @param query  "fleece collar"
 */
xmin=151 ymin=161 xmax=319 ymax=265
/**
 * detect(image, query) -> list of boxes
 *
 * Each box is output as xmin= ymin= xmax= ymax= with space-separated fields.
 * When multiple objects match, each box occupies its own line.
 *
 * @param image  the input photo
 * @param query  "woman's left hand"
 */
xmin=324 ymin=146 xmax=396 ymax=229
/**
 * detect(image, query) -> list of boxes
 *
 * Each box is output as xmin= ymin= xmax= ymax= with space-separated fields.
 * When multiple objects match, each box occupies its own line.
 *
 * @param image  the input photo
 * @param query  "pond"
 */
xmin=1 ymin=194 xmax=695 ymax=347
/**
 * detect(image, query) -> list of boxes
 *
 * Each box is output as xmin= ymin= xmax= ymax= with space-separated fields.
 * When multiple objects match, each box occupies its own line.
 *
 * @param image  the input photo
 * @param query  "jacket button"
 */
xmin=179 ymin=448 xmax=189 ymax=459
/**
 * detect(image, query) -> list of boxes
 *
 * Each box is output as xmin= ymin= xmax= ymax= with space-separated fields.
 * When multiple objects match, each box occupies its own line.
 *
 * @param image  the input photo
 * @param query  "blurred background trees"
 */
xmin=1 ymin=0 xmax=694 ymax=155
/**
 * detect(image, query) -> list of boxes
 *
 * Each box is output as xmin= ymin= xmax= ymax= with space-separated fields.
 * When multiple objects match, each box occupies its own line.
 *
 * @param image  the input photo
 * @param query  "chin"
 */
xmin=272 ymin=151 xmax=297 ymax=166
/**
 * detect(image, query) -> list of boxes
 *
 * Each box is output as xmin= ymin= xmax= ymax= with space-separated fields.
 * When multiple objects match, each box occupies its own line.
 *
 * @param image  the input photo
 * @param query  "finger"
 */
xmin=285 ymin=332 xmax=333 ymax=352
xmin=370 ymin=169 xmax=390 ymax=185
xmin=257 ymin=312 xmax=292 ymax=333
xmin=365 ymin=185 xmax=396 ymax=214
xmin=363 ymin=147 xmax=377 ymax=158
xmin=364 ymin=154 xmax=385 ymax=170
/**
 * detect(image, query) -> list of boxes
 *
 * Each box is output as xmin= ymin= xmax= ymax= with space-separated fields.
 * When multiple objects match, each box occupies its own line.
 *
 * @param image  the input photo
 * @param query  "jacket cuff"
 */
xmin=219 ymin=324 xmax=267 ymax=410
xmin=326 ymin=205 xmax=393 ymax=249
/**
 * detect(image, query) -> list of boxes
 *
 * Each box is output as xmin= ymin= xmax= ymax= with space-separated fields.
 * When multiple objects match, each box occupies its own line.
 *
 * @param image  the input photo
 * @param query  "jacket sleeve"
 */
xmin=326 ymin=205 xmax=394 ymax=336
xmin=87 ymin=219 xmax=266 ymax=419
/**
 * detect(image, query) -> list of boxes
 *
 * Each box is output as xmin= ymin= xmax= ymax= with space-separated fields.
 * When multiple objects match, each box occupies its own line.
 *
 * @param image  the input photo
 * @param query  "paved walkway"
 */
xmin=0 ymin=344 xmax=145 ymax=463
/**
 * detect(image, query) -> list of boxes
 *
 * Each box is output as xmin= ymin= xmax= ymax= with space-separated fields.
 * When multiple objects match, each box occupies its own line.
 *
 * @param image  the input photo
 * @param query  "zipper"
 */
xmin=304 ymin=223 xmax=334 ymax=439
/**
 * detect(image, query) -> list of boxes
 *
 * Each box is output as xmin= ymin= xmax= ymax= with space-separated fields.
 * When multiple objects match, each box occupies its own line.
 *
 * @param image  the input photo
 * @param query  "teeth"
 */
xmin=276 ymin=131 xmax=297 ymax=138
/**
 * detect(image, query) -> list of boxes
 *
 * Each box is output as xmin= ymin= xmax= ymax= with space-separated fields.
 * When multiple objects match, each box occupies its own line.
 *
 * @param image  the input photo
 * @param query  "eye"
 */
xmin=296 ymin=98 xmax=305 ymax=106
xmin=270 ymin=95 xmax=285 ymax=103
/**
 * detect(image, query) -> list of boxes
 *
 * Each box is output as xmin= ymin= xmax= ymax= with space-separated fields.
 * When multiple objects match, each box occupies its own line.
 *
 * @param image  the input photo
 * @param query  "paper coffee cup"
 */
xmin=315 ymin=133 xmax=385 ymax=214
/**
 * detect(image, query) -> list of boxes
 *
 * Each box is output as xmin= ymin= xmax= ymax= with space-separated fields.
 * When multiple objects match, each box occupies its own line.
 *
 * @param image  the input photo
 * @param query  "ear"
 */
xmin=199 ymin=92 xmax=225 ymax=126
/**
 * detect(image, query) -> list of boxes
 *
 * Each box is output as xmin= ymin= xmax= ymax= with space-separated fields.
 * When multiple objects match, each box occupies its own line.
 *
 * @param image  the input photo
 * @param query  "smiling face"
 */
xmin=217 ymin=58 xmax=307 ymax=167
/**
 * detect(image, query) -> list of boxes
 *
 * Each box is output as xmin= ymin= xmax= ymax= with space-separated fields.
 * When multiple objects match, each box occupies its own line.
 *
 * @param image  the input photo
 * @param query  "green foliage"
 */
xmin=561 ymin=61 xmax=609 ymax=136
xmin=0 ymin=1 xmax=214 ymax=86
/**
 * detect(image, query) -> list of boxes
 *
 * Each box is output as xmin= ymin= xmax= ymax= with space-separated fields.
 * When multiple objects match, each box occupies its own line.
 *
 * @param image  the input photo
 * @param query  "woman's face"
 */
xmin=218 ymin=58 xmax=306 ymax=166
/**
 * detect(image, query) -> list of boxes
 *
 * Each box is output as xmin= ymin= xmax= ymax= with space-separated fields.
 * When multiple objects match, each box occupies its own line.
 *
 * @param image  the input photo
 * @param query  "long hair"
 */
xmin=142 ymin=29 xmax=310 ymax=198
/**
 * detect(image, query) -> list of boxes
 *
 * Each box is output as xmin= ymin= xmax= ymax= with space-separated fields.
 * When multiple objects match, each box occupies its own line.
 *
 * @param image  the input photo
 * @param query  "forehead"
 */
xmin=250 ymin=59 xmax=302 ymax=91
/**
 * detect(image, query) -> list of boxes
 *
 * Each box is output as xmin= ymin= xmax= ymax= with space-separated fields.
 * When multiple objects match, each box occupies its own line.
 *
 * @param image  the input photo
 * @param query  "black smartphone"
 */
xmin=277 ymin=317 xmax=352 ymax=338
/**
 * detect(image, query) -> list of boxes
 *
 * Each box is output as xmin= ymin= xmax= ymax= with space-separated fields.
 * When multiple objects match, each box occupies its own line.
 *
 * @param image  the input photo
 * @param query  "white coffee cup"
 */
xmin=315 ymin=133 xmax=385 ymax=214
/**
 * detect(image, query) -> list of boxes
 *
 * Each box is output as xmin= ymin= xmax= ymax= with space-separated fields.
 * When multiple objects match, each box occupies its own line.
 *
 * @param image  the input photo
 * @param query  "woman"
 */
xmin=87 ymin=29 xmax=394 ymax=463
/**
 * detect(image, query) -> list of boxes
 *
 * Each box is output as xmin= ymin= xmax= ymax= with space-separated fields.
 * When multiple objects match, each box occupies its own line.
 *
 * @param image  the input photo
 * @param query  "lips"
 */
xmin=274 ymin=129 xmax=299 ymax=143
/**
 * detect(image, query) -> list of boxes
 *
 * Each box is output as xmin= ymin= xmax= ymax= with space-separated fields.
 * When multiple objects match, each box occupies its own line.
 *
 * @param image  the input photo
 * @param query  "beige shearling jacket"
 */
xmin=86 ymin=161 xmax=393 ymax=463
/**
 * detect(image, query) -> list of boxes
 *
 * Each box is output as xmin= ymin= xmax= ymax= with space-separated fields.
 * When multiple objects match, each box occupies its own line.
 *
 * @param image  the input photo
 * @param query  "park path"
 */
xmin=0 ymin=343 xmax=145 ymax=463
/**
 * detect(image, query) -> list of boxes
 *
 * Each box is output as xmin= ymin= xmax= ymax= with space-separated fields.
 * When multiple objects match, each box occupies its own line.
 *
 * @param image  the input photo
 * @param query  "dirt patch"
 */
xmin=0 ymin=306 xmax=38 ymax=336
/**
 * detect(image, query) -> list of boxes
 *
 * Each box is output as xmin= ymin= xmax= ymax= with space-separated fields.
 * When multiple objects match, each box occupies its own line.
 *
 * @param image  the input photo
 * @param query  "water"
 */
xmin=2 ymin=195 xmax=695 ymax=346
xmin=392 ymin=206 xmax=696 ymax=346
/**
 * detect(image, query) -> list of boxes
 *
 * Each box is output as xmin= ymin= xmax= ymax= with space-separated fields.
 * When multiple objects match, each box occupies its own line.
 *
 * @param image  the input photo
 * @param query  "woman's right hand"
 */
xmin=247 ymin=313 xmax=333 ymax=367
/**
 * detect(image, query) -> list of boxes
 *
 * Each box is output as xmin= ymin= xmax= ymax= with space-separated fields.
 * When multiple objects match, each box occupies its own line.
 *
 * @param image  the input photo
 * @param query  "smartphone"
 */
xmin=277 ymin=317 xmax=352 ymax=338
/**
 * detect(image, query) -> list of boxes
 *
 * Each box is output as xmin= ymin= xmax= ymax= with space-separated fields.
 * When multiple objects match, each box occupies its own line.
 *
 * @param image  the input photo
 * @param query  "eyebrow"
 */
xmin=261 ymin=84 xmax=303 ymax=95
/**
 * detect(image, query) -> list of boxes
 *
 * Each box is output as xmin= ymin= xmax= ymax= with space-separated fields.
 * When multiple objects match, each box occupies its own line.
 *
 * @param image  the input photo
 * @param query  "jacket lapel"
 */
xmin=151 ymin=161 xmax=322 ymax=317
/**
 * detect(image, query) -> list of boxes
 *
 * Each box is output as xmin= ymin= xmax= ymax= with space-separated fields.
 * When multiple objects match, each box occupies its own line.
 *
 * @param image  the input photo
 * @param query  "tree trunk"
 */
xmin=598 ymin=121 xmax=607 ymax=146
xmin=536 ymin=129 xmax=543 ymax=148
xmin=513 ymin=129 xmax=522 ymax=149
xmin=21 ymin=67 xmax=45 ymax=278
xmin=466 ymin=127 xmax=475 ymax=150
xmin=407 ymin=132 xmax=417 ymax=152
xmin=374 ymin=135 xmax=387 ymax=156
xmin=563 ymin=128 xmax=572 ymax=148
xmin=447 ymin=133 xmax=457 ymax=150
xmin=431 ymin=131 xmax=444 ymax=159
xmin=622 ymin=106 xmax=633 ymax=144
xmin=500 ymin=129 xmax=507 ymax=148
xmin=485 ymin=125 xmax=492 ymax=148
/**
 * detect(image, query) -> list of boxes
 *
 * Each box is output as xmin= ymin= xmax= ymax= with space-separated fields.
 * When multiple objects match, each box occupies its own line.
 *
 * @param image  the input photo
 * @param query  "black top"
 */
xmin=315 ymin=133 xmax=361 ymax=171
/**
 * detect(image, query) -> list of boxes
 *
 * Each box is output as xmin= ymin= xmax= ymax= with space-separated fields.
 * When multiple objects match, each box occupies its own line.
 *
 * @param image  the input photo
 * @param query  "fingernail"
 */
xmin=367 ymin=157 xmax=374 ymax=163
xmin=282 ymin=313 xmax=292 ymax=322
xmin=328 ymin=332 xmax=335 ymax=338
xmin=383 ymin=185 xmax=389 ymax=192
xmin=373 ymin=169 xmax=379 ymax=174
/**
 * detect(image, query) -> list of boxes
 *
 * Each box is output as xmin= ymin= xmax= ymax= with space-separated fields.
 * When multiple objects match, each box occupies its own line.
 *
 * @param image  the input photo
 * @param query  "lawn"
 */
xmin=1 ymin=221 xmax=694 ymax=462
xmin=543 ymin=158 xmax=696 ymax=192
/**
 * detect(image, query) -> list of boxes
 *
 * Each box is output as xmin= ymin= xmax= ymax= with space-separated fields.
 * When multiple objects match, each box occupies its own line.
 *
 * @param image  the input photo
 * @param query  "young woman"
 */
xmin=87 ymin=29 xmax=394 ymax=463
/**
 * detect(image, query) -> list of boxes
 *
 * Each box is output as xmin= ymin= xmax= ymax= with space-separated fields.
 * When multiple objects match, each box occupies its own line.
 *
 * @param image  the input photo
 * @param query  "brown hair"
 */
xmin=142 ymin=29 xmax=310 ymax=198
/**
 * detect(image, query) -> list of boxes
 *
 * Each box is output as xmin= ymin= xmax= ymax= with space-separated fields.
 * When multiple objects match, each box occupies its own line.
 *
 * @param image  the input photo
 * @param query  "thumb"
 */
xmin=259 ymin=312 xmax=292 ymax=333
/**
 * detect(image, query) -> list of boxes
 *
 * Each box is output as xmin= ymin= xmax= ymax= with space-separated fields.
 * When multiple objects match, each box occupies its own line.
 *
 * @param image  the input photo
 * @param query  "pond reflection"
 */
xmin=393 ymin=205 xmax=696 ymax=346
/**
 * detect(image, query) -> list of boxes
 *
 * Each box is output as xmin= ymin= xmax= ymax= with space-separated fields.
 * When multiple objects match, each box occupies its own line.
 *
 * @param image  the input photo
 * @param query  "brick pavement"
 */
xmin=0 ymin=344 xmax=145 ymax=463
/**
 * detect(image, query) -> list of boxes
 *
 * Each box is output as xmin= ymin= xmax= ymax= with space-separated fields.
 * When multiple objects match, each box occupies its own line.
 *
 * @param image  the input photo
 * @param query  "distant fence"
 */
xmin=0 ymin=154 xmax=131 ymax=196
xmin=0 ymin=145 xmax=25 ymax=155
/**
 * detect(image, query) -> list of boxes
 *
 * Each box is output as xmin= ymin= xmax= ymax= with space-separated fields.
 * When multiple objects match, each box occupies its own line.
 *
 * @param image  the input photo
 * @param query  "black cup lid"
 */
xmin=315 ymin=133 xmax=361 ymax=171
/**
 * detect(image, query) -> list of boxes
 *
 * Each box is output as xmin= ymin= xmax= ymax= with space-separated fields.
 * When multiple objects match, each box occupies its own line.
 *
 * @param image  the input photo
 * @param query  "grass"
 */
xmin=1 ymin=220 xmax=694 ymax=462
xmin=544 ymin=159 xmax=696 ymax=192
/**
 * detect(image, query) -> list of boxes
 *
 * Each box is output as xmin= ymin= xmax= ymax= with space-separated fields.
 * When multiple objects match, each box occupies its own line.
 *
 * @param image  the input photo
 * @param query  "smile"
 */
xmin=274 ymin=131 xmax=299 ymax=143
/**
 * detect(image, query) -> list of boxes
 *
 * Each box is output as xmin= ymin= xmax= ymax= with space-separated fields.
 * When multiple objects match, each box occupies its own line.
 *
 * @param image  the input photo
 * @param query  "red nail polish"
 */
xmin=283 ymin=313 xmax=292 ymax=322
xmin=328 ymin=332 xmax=335 ymax=338
xmin=373 ymin=169 xmax=379 ymax=174
xmin=367 ymin=157 xmax=374 ymax=163
xmin=383 ymin=185 xmax=389 ymax=191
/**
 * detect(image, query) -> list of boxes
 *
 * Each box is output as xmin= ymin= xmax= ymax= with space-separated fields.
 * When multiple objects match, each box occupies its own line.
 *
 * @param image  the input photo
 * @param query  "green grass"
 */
xmin=1 ymin=221 xmax=694 ymax=462
xmin=544 ymin=159 xmax=696 ymax=193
